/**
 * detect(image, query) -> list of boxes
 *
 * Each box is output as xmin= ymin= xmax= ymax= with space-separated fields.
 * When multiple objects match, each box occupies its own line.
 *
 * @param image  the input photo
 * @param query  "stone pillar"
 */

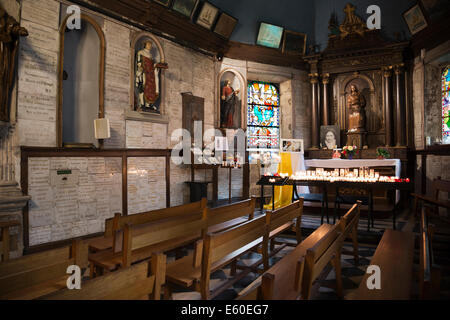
xmin=394 ymin=64 xmax=406 ymax=147
xmin=322 ymin=73 xmax=330 ymax=126
xmin=309 ymin=73 xmax=320 ymax=149
xmin=383 ymin=67 xmax=394 ymax=147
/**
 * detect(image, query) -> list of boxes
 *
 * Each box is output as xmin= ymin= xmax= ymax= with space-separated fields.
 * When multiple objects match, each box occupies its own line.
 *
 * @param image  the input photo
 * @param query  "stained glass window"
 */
xmin=443 ymin=66 xmax=450 ymax=144
xmin=247 ymin=81 xmax=280 ymax=151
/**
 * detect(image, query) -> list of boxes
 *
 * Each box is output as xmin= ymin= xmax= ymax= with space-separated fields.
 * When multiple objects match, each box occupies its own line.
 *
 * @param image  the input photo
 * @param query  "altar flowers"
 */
xmin=342 ymin=145 xmax=358 ymax=159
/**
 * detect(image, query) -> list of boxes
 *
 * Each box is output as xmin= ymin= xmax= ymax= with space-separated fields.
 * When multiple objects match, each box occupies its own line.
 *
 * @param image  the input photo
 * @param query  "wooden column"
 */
xmin=322 ymin=74 xmax=330 ymax=126
xmin=310 ymin=73 xmax=320 ymax=149
xmin=394 ymin=64 xmax=406 ymax=147
xmin=383 ymin=67 xmax=393 ymax=147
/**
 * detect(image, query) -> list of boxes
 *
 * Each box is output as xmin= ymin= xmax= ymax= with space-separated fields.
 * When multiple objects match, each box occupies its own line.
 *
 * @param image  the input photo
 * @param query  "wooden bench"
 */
xmin=0 ymin=220 xmax=20 ymax=262
xmin=413 ymin=176 xmax=450 ymax=222
xmin=0 ymin=240 xmax=88 ymax=300
xmin=350 ymin=229 xmax=414 ymax=300
xmin=207 ymin=198 xmax=255 ymax=234
xmin=89 ymin=209 xmax=207 ymax=276
xmin=40 ymin=253 xmax=166 ymax=300
xmin=336 ymin=201 xmax=361 ymax=264
xmin=237 ymin=223 xmax=335 ymax=300
xmin=419 ymin=207 xmax=441 ymax=299
xmin=88 ymin=199 xmax=207 ymax=253
xmin=165 ymin=215 xmax=268 ymax=300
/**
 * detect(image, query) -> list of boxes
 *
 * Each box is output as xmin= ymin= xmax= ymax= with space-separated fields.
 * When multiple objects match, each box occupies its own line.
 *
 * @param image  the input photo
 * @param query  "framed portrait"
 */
xmin=172 ymin=0 xmax=199 ymax=19
xmin=256 ymin=22 xmax=284 ymax=49
xmin=153 ymin=0 xmax=171 ymax=7
xmin=213 ymin=13 xmax=238 ymax=39
xmin=280 ymin=139 xmax=304 ymax=154
xmin=403 ymin=4 xmax=428 ymax=35
xmin=196 ymin=1 xmax=219 ymax=30
xmin=282 ymin=30 xmax=307 ymax=55
xmin=320 ymin=125 xmax=340 ymax=150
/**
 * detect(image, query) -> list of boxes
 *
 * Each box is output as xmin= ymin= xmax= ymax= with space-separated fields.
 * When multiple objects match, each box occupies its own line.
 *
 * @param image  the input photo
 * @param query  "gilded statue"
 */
xmin=347 ymin=84 xmax=366 ymax=133
xmin=339 ymin=3 xmax=367 ymax=38
xmin=0 ymin=6 xmax=28 ymax=122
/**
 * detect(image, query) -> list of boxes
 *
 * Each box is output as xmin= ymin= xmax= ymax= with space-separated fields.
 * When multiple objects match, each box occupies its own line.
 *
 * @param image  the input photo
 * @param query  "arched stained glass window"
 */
xmin=247 ymin=81 xmax=280 ymax=151
xmin=443 ymin=66 xmax=450 ymax=144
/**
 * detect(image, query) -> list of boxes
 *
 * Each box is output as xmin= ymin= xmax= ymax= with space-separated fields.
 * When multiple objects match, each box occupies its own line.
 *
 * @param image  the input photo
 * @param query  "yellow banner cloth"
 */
xmin=264 ymin=152 xmax=293 ymax=210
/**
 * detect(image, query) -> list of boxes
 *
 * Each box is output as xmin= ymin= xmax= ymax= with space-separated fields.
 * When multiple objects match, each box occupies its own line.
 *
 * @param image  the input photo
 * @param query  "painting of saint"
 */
xmin=220 ymin=79 xmax=241 ymax=129
xmin=134 ymin=39 xmax=168 ymax=113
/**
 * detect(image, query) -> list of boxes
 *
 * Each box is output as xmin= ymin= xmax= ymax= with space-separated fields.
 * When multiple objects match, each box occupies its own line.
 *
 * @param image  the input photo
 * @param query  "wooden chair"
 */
xmin=413 ymin=176 xmax=450 ymax=221
xmin=89 ymin=209 xmax=207 ymax=276
xmin=350 ymin=229 xmax=414 ymax=300
xmin=335 ymin=201 xmax=361 ymax=264
xmin=165 ymin=215 xmax=268 ymax=300
xmin=40 ymin=254 xmax=166 ymax=300
xmin=419 ymin=207 xmax=441 ymax=300
xmin=0 ymin=240 xmax=88 ymax=300
xmin=302 ymin=224 xmax=344 ymax=300
xmin=0 ymin=220 xmax=20 ymax=262
xmin=88 ymin=199 xmax=208 ymax=253
xmin=237 ymin=223 xmax=335 ymax=300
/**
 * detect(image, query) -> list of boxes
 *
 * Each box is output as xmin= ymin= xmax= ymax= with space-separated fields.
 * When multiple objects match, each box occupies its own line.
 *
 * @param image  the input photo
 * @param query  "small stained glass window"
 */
xmin=247 ymin=81 xmax=280 ymax=151
xmin=443 ymin=66 xmax=450 ymax=144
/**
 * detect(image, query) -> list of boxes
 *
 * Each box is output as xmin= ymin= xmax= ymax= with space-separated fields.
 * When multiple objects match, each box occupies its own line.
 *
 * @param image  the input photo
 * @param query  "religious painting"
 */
xmin=196 ymin=1 xmax=219 ymax=30
xmin=281 ymin=139 xmax=304 ymax=154
xmin=153 ymin=0 xmax=171 ymax=7
xmin=247 ymin=81 xmax=280 ymax=151
xmin=172 ymin=0 xmax=199 ymax=19
xmin=182 ymin=93 xmax=204 ymax=141
xmin=213 ymin=13 xmax=238 ymax=39
xmin=131 ymin=33 xmax=168 ymax=114
xmin=403 ymin=4 xmax=428 ymax=35
xmin=320 ymin=125 xmax=340 ymax=150
xmin=282 ymin=30 xmax=307 ymax=55
xmin=219 ymin=71 xmax=244 ymax=130
xmin=256 ymin=22 xmax=284 ymax=49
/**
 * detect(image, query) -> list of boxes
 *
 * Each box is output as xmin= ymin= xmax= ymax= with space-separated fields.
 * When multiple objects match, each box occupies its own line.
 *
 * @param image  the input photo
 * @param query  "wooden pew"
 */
xmin=88 ymin=199 xmax=208 ymax=253
xmin=419 ymin=207 xmax=441 ymax=299
xmin=350 ymin=229 xmax=414 ymax=300
xmin=89 ymin=209 xmax=207 ymax=276
xmin=413 ymin=176 xmax=450 ymax=221
xmin=336 ymin=201 xmax=361 ymax=263
xmin=236 ymin=223 xmax=335 ymax=300
xmin=40 ymin=253 xmax=166 ymax=300
xmin=0 ymin=240 xmax=88 ymax=300
xmin=165 ymin=215 xmax=268 ymax=300
xmin=207 ymin=198 xmax=256 ymax=233
xmin=0 ymin=220 xmax=20 ymax=262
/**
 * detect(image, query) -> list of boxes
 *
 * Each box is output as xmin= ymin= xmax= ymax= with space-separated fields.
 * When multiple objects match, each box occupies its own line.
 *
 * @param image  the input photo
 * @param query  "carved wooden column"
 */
xmin=383 ymin=67 xmax=393 ymax=147
xmin=309 ymin=73 xmax=320 ymax=149
xmin=394 ymin=64 xmax=406 ymax=147
xmin=322 ymin=73 xmax=330 ymax=126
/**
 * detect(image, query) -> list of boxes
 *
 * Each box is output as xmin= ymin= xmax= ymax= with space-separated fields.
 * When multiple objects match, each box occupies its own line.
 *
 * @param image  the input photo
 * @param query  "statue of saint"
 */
xmin=347 ymin=84 xmax=366 ymax=133
xmin=135 ymin=41 xmax=167 ymax=112
xmin=220 ymin=80 xmax=240 ymax=128
xmin=0 ymin=6 xmax=28 ymax=121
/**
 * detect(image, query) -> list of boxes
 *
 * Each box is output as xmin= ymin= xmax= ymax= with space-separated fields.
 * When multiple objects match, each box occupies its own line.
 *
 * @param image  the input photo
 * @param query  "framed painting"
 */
xmin=196 ymin=1 xmax=219 ymax=30
xmin=280 ymin=139 xmax=304 ymax=154
xmin=256 ymin=22 xmax=284 ymax=49
xmin=153 ymin=0 xmax=171 ymax=7
xmin=213 ymin=12 xmax=238 ymax=39
xmin=282 ymin=30 xmax=307 ymax=55
xmin=320 ymin=125 xmax=340 ymax=150
xmin=403 ymin=4 xmax=428 ymax=35
xmin=172 ymin=0 xmax=199 ymax=19
xmin=182 ymin=93 xmax=204 ymax=141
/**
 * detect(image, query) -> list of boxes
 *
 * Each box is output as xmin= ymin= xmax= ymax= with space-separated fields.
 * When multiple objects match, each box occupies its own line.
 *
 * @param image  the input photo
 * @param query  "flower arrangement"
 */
xmin=342 ymin=145 xmax=358 ymax=159
xmin=376 ymin=148 xmax=390 ymax=160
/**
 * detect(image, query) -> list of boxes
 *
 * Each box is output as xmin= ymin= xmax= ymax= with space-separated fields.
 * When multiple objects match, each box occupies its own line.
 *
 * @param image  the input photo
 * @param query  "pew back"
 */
xmin=336 ymin=201 xmax=361 ymax=236
xmin=207 ymin=198 xmax=255 ymax=230
xmin=266 ymin=199 xmax=304 ymax=241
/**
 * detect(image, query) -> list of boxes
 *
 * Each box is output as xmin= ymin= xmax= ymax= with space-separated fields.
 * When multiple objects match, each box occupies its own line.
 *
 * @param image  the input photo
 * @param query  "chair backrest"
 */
xmin=41 ymin=254 xmax=165 ymax=300
xmin=206 ymin=198 xmax=255 ymax=227
xmin=266 ymin=199 xmax=304 ymax=234
xmin=432 ymin=177 xmax=450 ymax=201
xmin=120 ymin=209 xmax=207 ymax=267
xmin=336 ymin=201 xmax=361 ymax=236
xmin=0 ymin=240 xmax=88 ymax=297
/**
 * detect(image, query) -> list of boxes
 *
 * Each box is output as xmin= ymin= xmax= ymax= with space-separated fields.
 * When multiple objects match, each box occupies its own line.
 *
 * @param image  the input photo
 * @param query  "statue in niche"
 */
xmin=220 ymin=79 xmax=240 ymax=128
xmin=135 ymin=40 xmax=168 ymax=113
xmin=347 ymin=84 xmax=366 ymax=133
xmin=0 ymin=6 xmax=28 ymax=122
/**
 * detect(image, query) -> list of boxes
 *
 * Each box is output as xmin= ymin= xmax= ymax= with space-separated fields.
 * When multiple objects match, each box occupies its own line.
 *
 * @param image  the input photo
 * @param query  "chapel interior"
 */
xmin=0 ymin=0 xmax=450 ymax=301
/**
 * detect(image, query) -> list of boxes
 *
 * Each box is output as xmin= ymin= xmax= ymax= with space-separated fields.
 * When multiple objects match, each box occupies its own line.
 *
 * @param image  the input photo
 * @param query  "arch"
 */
xmin=340 ymin=73 xmax=375 ymax=95
xmin=57 ymin=13 xmax=106 ymax=148
xmin=217 ymin=68 xmax=246 ymax=129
